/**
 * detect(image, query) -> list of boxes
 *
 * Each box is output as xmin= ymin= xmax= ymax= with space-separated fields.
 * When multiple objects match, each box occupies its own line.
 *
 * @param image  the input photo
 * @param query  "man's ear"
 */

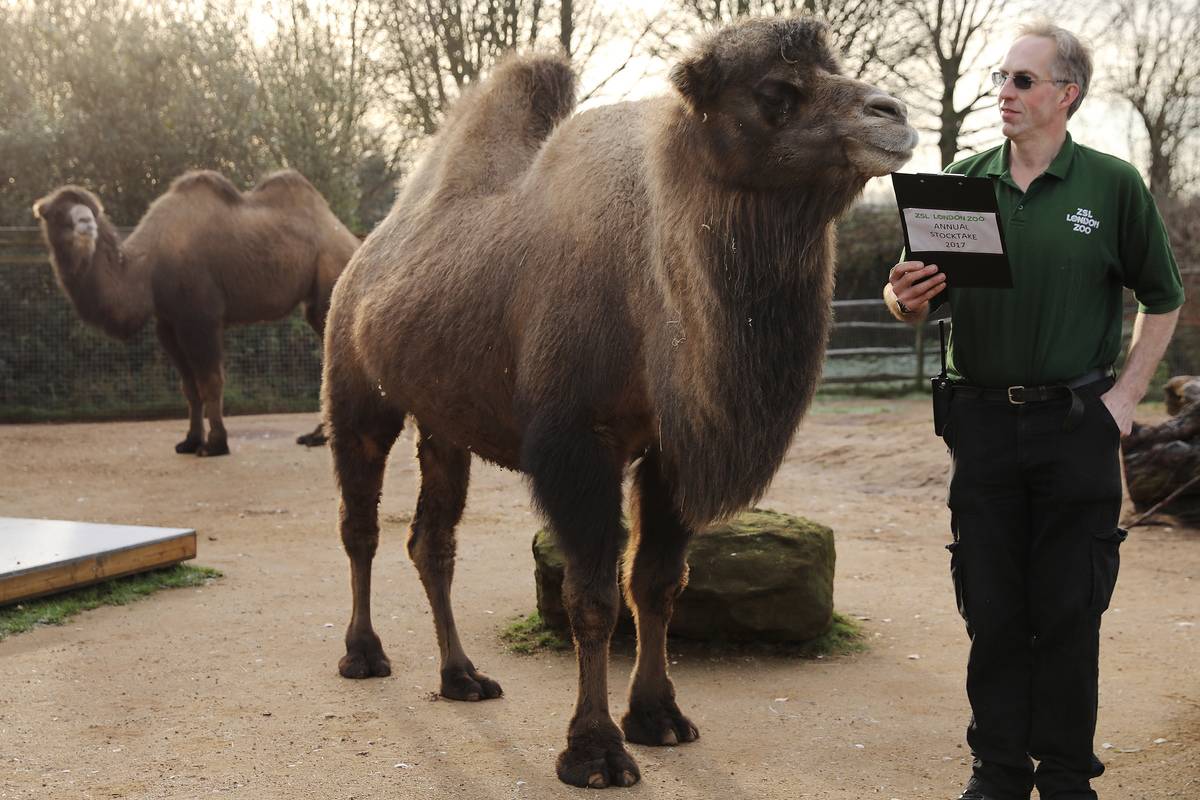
xmin=669 ymin=49 xmax=723 ymax=114
xmin=1061 ymin=83 xmax=1080 ymax=113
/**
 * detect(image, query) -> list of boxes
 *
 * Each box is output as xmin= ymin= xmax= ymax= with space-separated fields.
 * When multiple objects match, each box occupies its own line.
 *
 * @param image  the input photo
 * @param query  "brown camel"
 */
xmin=322 ymin=17 xmax=916 ymax=788
xmin=33 ymin=170 xmax=359 ymax=455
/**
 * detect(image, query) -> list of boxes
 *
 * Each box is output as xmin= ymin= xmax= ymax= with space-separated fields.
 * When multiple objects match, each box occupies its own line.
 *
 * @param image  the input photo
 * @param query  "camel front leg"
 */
xmin=175 ymin=319 xmax=228 ymax=456
xmin=622 ymin=450 xmax=699 ymax=746
xmin=525 ymin=417 xmax=639 ymax=788
xmin=154 ymin=320 xmax=203 ymax=453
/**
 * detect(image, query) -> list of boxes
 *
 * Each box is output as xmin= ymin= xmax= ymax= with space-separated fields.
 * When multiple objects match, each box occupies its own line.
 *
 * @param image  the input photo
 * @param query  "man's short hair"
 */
xmin=1017 ymin=20 xmax=1093 ymax=117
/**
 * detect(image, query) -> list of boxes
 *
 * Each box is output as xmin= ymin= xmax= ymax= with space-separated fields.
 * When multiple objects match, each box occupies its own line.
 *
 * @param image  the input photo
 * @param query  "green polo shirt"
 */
xmin=934 ymin=134 xmax=1185 ymax=387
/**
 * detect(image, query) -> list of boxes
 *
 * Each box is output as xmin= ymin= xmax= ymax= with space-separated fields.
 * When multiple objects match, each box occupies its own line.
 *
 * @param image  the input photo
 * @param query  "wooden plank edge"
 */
xmin=0 ymin=532 xmax=197 ymax=606
xmin=0 ymin=527 xmax=196 ymax=579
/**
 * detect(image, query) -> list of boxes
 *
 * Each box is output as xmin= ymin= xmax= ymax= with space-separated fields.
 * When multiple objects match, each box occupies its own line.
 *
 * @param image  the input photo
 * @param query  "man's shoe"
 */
xmin=957 ymin=787 xmax=1026 ymax=800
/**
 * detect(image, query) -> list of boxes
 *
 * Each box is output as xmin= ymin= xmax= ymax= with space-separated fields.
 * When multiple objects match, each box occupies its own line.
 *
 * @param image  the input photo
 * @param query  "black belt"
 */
xmin=951 ymin=367 xmax=1115 ymax=430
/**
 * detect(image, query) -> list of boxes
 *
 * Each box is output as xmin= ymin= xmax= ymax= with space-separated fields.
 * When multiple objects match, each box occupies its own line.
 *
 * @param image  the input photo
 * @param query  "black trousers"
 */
xmin=943 ymin=377 xmax=1126 ymax=800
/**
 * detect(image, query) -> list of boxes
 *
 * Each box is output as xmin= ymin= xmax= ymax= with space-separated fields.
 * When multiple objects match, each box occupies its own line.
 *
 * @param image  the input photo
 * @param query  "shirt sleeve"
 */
xmin=1121 ymin=177 xmax=1186 ymax=314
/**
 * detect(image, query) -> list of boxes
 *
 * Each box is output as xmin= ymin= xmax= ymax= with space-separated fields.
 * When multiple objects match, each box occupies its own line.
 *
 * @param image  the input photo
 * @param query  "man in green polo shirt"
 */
xmin=882 ymin=21 xmax=1184 ymax=800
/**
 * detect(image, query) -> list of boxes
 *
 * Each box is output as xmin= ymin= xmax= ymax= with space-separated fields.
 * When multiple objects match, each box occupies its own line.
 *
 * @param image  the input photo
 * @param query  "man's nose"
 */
xmin=998 ymin=78 xmax=1019 ymax=101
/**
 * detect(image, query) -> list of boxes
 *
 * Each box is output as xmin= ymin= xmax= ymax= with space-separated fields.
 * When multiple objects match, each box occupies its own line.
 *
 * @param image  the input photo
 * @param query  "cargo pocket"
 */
xmin=1091 ymin=527 xmax=1127 ymax=614
xmin=947 ymin=540 xmax=967 ymax=622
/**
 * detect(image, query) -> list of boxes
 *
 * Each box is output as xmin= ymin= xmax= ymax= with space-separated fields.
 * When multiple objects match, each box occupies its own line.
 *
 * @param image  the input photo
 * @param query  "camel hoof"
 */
xmin=175 ymin=436 xmax=202 ymax=454
xmin=197 ymin=440 xmax=230 ymax=457
xmin=296 ymin=432 xmax=328 ymax=447
xmin=440 ymin=666 xmax=503 ymax=701
xmin=621 ymin=700 xmax=700 ymax=747
xmin=338 ymin=648 xmax=392 ymax=679
xmin=556 ymin=735 xmax=640 ymax=789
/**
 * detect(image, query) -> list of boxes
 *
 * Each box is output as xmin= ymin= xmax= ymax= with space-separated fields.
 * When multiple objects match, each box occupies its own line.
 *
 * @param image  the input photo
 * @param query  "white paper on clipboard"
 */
xmin=901 ymin=208 xmax=1004 ymax=255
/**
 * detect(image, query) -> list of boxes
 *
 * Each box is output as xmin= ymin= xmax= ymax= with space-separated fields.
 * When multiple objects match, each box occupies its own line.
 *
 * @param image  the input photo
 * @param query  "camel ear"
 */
xmin=32 ymin=200 xmax=46 ymax=220
xmin=670 ymin=50 xmax=723 ymax=113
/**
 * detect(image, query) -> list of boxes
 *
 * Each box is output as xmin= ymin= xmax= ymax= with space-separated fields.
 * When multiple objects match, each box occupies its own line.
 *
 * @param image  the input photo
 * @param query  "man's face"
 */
xmin=996 ymin=35 xmax=1073 ymax=141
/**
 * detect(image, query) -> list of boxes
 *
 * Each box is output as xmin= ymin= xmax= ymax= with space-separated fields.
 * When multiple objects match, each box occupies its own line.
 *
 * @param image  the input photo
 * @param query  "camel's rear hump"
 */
xmin=429 ymin=53 xmax=576 ymax=200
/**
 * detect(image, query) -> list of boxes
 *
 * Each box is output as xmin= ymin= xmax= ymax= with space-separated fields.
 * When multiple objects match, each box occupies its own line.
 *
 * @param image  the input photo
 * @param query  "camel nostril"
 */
xmin=865 ymin=94 xmax=907 ymax=123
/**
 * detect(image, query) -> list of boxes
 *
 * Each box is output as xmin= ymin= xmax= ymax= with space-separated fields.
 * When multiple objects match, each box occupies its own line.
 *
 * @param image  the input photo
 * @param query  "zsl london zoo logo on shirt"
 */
xmin=1066 ymin=207 xmax=1101 ymax=236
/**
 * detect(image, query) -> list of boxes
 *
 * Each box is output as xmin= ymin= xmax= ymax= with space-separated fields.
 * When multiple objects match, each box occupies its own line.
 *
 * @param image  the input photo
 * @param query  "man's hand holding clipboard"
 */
xmin=887 ymin=173 xmax=1014 ymax=315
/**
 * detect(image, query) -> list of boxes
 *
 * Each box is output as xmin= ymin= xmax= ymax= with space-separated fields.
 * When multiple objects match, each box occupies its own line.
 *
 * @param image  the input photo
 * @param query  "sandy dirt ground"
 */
xmin=1 ymin=399 xmax=1197 ymax=800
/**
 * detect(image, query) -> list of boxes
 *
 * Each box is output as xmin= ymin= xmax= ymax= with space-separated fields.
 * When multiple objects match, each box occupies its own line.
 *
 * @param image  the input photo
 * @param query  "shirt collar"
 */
xmin=986 ymin=133 xmax=1076 ymax=181
xmin=1044 ymin=133 xmax=1076 ymax=179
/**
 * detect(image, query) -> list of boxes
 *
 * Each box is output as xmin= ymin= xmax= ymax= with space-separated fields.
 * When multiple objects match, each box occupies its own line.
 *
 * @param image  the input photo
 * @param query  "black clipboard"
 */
xmin=891 ymin=172 xmax=1013 ymax=289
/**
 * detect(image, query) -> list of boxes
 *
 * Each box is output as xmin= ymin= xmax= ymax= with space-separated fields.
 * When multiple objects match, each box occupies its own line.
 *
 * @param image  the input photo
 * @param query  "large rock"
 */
xmin=532 ymin=508 xmax=835 ymax=643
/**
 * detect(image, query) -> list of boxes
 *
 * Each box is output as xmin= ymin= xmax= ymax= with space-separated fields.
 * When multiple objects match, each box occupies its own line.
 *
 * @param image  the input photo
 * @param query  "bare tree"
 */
xmin=561 ymin=0 xmax=573 ymax=53
xmin=246 ymin=0 xmax=402 ymax=227
xmin=1106 ymin=0 xmax=1200 ymax=201
xmin=676 ymin=0 xmax=919 ymax=84
xmin=377 ymin=1 xmax=675 ymax=135
xmin=376 ymin=0 xmax=548 ymax=136
xmin=891 ymin=0 xmax=1010 ymax=167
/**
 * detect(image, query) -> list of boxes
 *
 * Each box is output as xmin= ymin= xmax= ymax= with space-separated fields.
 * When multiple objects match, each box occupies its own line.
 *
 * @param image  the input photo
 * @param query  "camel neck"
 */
xmin=646 ymin=110 xmax=846 ymax=526
xmin=49 ymin=222 xmax=154 ymax=340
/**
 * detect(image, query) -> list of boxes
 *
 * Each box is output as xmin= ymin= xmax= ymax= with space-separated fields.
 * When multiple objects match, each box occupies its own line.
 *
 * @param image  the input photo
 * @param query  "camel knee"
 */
xmin=563 ymin=566 xmax=621 ymax=641
xmin=406 ymin=524 xmax=456 ymax=577
xmin=340 ymin=525 xmax=378 ymax=561
xmin=624 ymin=557 xmax=689 ymax=612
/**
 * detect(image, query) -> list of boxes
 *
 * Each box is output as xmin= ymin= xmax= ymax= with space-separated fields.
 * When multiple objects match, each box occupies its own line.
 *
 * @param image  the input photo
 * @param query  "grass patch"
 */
xmin=499 ymin=610 xmax=866 ymax=659
xmin=0 ymin=564 xmax=221 ymax=640
xmin=781 ymin=611 xmax=867 ymax=658
xmin=500 ymin=612 xmax=572 ymax=654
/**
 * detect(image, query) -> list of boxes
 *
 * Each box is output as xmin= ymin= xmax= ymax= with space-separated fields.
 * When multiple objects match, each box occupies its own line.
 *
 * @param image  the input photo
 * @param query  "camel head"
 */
xmin=669 ymin=16 xmax=918 ymax=191
xmin=33 ymin=186 xmax=105 ymax=265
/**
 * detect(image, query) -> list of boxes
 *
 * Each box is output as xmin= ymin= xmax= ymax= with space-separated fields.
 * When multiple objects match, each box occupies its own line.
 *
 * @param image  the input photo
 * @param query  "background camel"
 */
xmin=34 ymin=170 xmax=359 ymax=455
xmin=322 ymin=16 xmax=916 ymax=788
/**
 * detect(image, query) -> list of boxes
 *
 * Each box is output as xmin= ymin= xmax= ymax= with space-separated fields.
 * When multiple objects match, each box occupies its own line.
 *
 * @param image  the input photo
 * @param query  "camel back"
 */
xmin=122 ymin=170 xmax=358 ymax=323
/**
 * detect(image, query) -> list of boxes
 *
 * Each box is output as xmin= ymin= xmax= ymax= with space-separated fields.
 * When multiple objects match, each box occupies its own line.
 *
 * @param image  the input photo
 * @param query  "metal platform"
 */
xmin=0 ymin=518 xmax=196 ymax=605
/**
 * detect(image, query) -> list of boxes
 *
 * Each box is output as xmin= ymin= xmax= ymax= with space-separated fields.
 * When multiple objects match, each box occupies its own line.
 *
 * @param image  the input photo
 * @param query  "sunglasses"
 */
xmin=991 ymin=70 xmax=1070 ymax=90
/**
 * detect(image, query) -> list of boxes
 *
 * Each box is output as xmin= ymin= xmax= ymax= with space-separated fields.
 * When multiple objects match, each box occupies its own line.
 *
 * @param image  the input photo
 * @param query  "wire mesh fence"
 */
xmin=0 ymin=228 xmax=323 ymax=423
xmin=1 ymin=227 xmax=1196 ymax=423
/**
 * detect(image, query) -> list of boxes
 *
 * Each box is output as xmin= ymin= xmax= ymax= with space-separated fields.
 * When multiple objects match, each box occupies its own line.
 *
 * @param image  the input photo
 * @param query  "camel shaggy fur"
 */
xmin=34 ymin=170 xmax=359 ymax=455
xmin=322 ymin=17 xmax=916 ymax=788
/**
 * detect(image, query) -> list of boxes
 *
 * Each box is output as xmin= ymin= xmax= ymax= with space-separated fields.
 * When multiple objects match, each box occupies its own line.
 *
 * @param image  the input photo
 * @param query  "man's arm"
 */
xmin=1102 ymin=308 xmax=1182 ymax=436
xmin=883 ymin=261 xmax=947 ymax=324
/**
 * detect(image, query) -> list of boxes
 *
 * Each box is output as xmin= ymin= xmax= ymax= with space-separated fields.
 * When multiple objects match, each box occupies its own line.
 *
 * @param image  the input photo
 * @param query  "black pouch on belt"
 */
xmin=931 ymin=319 xmax=952 ymax=438
xmin=932 ymin=374 xmax=952 ymax=437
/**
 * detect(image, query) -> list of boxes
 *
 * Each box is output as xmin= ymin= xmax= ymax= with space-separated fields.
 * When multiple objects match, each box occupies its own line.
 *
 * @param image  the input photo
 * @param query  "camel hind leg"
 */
xmin=408 ymin=425 xmax=501 ymax=701
xmin=328 ymin=383 xmax=405 ymax=679
xmin=296 ymin=299 xmax=329 ymax=448
xmin=621 ymin=450 xmax=699 ymax=746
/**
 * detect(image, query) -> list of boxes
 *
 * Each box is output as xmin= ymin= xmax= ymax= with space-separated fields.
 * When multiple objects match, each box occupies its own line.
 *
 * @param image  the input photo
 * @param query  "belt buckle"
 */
xmin=1007 ymin=385 xmax=1025 ymax=405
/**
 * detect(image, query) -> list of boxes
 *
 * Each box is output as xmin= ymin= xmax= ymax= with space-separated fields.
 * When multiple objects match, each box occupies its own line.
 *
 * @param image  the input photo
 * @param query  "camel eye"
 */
xmin=753 ymin=79 xmax=801 ymax=127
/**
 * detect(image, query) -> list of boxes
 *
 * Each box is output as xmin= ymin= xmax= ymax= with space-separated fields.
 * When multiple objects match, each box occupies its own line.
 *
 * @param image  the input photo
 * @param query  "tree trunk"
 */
xmin=1122 ymin=376 xmax=1200 ymax=526
xmin=559 ymin=0 xmax=572 ymax=56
